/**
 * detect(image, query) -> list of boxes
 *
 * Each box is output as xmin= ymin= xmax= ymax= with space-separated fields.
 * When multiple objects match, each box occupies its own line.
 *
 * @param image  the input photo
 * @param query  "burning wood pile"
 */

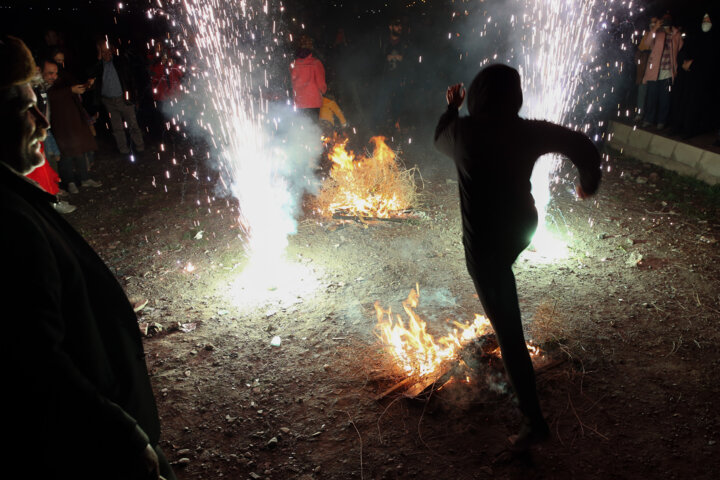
xmin=313 ymin=136 xmax=418 ymax=220
xmin=374 ymin=286 xmax=543 ymax=399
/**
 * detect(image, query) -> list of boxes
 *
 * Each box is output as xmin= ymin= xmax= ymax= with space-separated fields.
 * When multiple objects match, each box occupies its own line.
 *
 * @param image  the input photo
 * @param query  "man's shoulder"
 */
xmin=0 ymin=184 xmax=49 ymax=239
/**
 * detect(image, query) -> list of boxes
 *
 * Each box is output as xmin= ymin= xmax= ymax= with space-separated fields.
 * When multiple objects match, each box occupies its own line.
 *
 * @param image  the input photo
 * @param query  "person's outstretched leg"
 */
xmin=472 ymin=265 xmax=548 ymax=448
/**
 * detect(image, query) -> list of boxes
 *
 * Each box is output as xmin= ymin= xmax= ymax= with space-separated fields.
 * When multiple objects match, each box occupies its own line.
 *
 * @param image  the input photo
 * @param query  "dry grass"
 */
xmin=314 ymin=136 xmax=419 ymax=218
xmin=529 ymin=300 xmax=571 ymax=344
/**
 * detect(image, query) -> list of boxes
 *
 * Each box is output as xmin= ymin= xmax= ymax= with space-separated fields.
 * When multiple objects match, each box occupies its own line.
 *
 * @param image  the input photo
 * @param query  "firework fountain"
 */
xmin=517 ymin=0 xmax=600 ymax=258
xmin=458 ymin=0 xmax=632 ymax=258
xmin=156 ymin=0 xmax=322 ymax=303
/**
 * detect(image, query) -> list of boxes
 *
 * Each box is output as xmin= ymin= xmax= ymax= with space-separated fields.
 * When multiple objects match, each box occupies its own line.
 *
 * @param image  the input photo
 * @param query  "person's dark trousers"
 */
xmin=668 ymin=70 xmax=688 ymax=133
xmin=471 ymin=263 xmax=543 ymax=423
xmin=645 ymin=77 xmax=672 ymax=126
xmin=58 ymin=153 xmax=90 ymax=187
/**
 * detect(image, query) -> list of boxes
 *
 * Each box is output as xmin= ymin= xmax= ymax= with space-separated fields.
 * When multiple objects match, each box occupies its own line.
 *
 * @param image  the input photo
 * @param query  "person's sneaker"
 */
xmin=53 ymin=201 xmax=77 ymax=214
xmin=67 ymin=182 xmax=79 ymax=194
xmin=81 ymin=179 xmax=102 ymax=188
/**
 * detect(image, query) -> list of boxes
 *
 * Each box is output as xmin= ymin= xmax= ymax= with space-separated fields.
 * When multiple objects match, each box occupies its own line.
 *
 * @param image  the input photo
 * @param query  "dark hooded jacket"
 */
xmin=434 ymin=64 xmax=601 ymax=274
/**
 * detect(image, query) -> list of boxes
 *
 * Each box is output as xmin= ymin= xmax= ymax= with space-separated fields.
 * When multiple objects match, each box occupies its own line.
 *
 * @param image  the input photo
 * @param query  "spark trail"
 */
xmin=457 ymin=0 xmax=634 ymax=257
xmin=154 ymin=0 xmax=321 ymax=297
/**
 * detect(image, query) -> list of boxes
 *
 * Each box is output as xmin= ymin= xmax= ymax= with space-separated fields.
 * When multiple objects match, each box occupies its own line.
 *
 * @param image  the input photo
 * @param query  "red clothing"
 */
xmin=150 ymin=61 xmax=183 ymax=101
xmin=26 ymin=145 xmax=60 ymax=195
xmin=641 ymin=28 xmax=683 ymax=83
xmin=290 ymin=54 xmax=327 ymax=109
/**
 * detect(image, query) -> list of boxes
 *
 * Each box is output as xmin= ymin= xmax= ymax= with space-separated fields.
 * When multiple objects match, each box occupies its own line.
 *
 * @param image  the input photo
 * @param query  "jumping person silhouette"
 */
xmin=434 ymin=64 xmax=601 ymax=450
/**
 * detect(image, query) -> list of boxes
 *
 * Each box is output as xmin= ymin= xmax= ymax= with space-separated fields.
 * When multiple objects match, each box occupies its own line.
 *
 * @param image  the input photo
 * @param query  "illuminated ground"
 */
xmin=70 ymin=137 xmax=720 ymax=479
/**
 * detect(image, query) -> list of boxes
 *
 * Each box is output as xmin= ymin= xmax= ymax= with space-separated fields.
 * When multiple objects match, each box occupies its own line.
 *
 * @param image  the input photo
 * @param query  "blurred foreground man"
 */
xmin=435 ymin=64 xmax=601 ymax=451
xmin=0 ymin=36 xmax=174 ymax=480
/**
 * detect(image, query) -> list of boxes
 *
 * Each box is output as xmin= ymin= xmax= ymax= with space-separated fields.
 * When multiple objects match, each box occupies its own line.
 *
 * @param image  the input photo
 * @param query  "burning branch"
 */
xmin=374 ymin=285 xmax=543 ymax=399
xmin=314 ymin=136 xmax=418 ymax=219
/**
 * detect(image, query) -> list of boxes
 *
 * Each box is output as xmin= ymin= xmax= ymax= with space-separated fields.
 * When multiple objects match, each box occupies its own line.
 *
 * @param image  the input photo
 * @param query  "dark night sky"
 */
xmin=0 ymin=0 xmax=716 ymax=78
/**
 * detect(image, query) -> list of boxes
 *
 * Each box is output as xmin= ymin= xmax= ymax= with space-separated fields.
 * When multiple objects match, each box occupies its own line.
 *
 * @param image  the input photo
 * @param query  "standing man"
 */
xmin=434 ymin=65 xmax=601 ymax=451
xmin=633 ymin=17 xmax=658 ymax=123
xmin=0 ymin=36 xmax=174 ymax=480
xmin=641 ymin=13 xmax=683 ymax=130
xmin=374 ymin=17 xmax=412 ymax=132
xmin=43 ymin=58 xmax=102 ymax=194
xmin=90 ymin=38 xmax=145 ymax=154
xmin=290 ymin=36 xmax=327 ymax=121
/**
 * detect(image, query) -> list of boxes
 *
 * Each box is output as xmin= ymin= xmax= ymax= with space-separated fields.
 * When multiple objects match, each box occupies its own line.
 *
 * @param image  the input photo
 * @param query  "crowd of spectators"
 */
xmin=6 ymin=4 xmax=719 ymax=218
xmin=632 ymin=11 xmax=720 ymax=146
xmin=5 ymin=27 xmax=185 ymax=214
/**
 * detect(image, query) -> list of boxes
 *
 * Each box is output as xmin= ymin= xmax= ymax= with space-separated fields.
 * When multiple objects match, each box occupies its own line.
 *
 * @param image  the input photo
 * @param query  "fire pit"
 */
xmin=314 ymin=136 xmax=418 ymax=221
xmin=374 ymin=286 xmax=545 ymax=399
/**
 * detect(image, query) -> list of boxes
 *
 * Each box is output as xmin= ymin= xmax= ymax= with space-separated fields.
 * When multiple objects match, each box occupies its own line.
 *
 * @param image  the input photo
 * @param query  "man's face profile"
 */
xmin=1 ymin=83 xmax=49 ymax=174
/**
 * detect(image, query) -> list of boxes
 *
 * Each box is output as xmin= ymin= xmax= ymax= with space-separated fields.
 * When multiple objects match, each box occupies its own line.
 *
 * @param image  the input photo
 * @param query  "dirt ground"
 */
xmin=66 ymin=135 xmax=719 ymax=480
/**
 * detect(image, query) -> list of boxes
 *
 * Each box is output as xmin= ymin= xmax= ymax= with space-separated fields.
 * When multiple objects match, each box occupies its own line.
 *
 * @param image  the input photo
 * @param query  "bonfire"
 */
xmin=375 ymin=285 xmax=542 ymax=398
xmin=314 ymin=136 xmax=418 ymax=219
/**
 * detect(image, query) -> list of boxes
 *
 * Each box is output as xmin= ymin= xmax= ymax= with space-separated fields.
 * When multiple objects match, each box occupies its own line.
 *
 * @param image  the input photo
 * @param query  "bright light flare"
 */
xmin=518 ymin=0 xmax=604 ymax=257
xmin=228 ymin=258 xmax=321 ymax=309
xmin=176 ymin=1 xmax=316 ymax=275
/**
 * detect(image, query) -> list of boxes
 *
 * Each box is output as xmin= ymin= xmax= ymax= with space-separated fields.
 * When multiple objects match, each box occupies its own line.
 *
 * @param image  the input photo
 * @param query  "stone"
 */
xmin=627 ymin=129 xmax=653 ymax=150
xmin=647 ymin=135 xmax=676 ymax=158
xmin=671 ymin=143 xmax=703 ymax=168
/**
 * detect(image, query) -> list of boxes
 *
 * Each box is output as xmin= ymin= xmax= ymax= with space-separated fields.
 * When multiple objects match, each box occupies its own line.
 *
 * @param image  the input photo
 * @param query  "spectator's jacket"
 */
xmin=641 ymin=28 xmax=683 ymax=83
xmin=319 ymin=97 xmax=347 ymax=126
xmin=434 ymin=66 xmax=601 ymax=273
xmin=26 ymin=147 xmax=60 ymax=195
xmin=290 ymin=53 xmax=327 ymax=109
xmin=150 ymin=60 xmax=183 ymax=101
xmin=47 ymin=83 xmax=98 ymax=157
xmin=88 ymin=54 xmax=138 ymax=104
xmin=0 ymin=164 xmax=161 ymax=478
xmin=634 ymin=31 xmax=654 ymax=85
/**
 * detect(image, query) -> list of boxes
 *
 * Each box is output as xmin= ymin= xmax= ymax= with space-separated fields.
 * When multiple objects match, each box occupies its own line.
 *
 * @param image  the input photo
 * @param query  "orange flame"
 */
xmin=375 ymin=285 xmax=541 ymax=379
xmin=316 ymin=136 xmax=415 ymax=218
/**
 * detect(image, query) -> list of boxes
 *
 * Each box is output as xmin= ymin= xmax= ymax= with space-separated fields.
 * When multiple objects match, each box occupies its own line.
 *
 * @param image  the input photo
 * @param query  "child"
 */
xmin=319 ymin=92 xmax=348 ymax=136
xmin=434 ymin=64 xmax=602 ymax=450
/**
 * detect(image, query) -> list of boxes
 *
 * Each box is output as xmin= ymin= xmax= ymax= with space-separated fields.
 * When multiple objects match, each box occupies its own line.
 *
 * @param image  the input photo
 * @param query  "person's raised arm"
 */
xmin=535 ymin=121 xmax=602 ymax=198
xmin=434 ymin=83 xmax=465 ymax=158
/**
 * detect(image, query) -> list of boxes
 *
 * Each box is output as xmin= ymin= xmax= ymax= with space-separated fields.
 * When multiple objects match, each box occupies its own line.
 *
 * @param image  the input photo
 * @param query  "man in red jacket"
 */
xmin=290 ymin=40 xmax=326 ymax=120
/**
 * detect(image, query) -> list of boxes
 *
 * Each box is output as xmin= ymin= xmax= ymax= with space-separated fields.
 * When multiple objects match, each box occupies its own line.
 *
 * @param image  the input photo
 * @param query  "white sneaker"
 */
xmin=68 ymin=182 xmax=79 ymax=194
xmin=81 ymin=179 xmax=102 ymax=188
xmin=53 ymin=201 xmax=77 ymax=214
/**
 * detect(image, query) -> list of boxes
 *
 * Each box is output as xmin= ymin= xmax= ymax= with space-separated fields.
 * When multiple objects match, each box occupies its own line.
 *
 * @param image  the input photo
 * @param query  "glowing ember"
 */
xmin=375 ymin=286 xmax=541 ymax=380
xmin=315 ymin=136 xmax=417 ymax=218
